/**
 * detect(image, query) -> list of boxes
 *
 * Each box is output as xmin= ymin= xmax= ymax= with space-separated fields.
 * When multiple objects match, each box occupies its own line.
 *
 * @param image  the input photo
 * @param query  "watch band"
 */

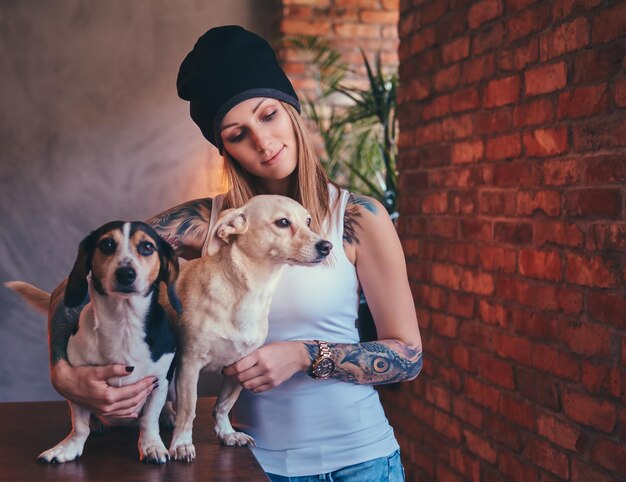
xmin=311 ymin=339 xmax=335 ymax=379
xmin=316 ymin=339 xmax=331 ymax=359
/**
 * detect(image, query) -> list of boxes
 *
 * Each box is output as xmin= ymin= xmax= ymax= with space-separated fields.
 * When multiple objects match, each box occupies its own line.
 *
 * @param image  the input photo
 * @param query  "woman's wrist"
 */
xmin=297 ymin=341 xmax=315 ymax=372
xmin=50 ymin=359 xmax=71 ymax=395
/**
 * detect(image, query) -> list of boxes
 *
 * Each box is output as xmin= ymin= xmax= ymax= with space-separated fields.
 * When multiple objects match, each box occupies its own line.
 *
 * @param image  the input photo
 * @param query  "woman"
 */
xmin=48 ymin=26 xmax=422 ymax=481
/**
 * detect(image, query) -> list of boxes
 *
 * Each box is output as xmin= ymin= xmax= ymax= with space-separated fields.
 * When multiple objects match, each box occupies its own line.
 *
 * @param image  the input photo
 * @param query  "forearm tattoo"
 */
xmin=343 ymin=194 xmax=378 ymax=246
xmin=146 ymin=198 xmax=213 ymax=260
xmin=48 ymin=280 xmax=81 ymax=364
xmin=305 ymin=339 xmax=423 ymax=385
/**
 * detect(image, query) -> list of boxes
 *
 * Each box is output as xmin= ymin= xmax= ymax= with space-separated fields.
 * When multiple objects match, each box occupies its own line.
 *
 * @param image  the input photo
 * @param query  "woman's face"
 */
xmin=220 ymin=97 xmax=297 ymax=195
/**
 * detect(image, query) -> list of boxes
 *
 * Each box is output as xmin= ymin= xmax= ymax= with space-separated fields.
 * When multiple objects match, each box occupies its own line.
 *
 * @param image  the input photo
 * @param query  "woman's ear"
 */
xmin=205 ymin=208 xmax=248 ymax=256
xmin=64 ymin=231 xmax=98 ymax=307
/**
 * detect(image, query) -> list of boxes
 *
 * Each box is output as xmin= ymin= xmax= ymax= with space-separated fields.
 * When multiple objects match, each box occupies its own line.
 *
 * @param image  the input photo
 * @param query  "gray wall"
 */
xmin=0 ymin=1 xmax=275 ymax=402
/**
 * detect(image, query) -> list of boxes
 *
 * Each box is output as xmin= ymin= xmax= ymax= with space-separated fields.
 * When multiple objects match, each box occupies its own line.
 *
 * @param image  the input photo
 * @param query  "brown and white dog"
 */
xmin=165 ymin=194 xmax=332 ymax=462
xmin=6 ymin=221 xmax=181 ymax=464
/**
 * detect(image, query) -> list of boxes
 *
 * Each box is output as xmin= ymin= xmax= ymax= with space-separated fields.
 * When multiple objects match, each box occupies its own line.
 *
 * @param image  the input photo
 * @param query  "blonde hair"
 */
xmin=221 ymin=102 xmax=337 ymax=232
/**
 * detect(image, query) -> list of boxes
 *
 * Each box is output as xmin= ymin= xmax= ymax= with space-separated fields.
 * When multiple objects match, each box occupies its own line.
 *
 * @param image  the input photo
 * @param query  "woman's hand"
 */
xmin=223 ymin=341 xmax=311 ymax=393
xmin=51 ymin=360 xmax=158 ymax=420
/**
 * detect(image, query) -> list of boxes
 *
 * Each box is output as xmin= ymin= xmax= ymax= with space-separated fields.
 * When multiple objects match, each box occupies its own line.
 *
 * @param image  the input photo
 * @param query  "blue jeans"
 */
xmin=266 ymin=449 xmax=405 ymax=482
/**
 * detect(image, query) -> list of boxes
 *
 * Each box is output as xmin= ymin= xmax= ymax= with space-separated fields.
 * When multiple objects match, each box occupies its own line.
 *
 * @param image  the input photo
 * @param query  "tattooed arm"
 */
xmin=146 ymin=197 xmax=213 ymax=260
xmin=224 ymin=194 xmax=422 ymax=391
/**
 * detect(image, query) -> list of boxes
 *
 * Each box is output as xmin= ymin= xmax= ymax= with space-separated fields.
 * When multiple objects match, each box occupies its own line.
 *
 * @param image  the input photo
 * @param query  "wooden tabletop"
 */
xmin=0 ymin=397 xmax=269 ymax=481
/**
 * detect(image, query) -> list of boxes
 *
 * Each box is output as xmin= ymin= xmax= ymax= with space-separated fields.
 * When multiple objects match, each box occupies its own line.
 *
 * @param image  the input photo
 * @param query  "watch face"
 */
xmin=315 ymin=358 xmax=335 ymax=378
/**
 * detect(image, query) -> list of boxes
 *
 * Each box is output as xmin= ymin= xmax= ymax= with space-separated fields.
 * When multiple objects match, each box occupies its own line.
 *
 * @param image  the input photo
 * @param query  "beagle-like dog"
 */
xmin=165 ymin=194 xmax=332 ymax=462
xmin=6 ymin=221 xmax=181 ymax=464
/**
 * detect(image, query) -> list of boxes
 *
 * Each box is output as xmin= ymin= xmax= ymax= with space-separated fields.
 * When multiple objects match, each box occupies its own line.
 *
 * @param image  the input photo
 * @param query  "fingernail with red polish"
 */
xmin=125 ymin=366 xmax=135 ymax=373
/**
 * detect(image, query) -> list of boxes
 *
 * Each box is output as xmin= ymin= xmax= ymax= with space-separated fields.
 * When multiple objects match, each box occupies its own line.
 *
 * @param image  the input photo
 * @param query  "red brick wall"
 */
xmin=276 ymin=0 xmax=400 ymax=99
xmin=387 ymin=1 xmax=626 ymax=481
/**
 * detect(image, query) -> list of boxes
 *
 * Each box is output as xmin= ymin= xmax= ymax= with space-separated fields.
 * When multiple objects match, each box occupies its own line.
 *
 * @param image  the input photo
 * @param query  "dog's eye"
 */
xmin=98 ymin=238 xmax=117 ymax=254
xmin=306 ymin=217 xmax=312 ymax=227
xmin=275 ymin=218 xmax=291 ymax=228
xmin=137 ymin=241 xmax=155 ymax=256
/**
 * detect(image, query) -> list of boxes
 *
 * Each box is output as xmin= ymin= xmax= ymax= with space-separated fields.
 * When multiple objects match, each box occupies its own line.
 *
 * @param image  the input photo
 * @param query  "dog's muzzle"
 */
xmin=315 ymin=240 xmax=333 ymax=258
xmin=115 ymin=266 xmax=137 ymax=290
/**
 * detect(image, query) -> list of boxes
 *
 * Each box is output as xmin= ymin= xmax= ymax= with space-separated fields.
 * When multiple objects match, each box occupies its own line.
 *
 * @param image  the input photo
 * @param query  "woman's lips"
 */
xmin=262 ymin=145 xmax=284 ymax=166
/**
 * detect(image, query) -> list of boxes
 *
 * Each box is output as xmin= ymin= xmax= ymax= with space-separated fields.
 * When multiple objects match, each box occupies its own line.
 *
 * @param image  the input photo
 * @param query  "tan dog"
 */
xmin=165 ymin=194 xmax=332 ymax=462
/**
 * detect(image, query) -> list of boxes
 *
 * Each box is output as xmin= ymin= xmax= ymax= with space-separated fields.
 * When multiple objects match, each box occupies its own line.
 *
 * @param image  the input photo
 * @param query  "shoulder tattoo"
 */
xmin=343 ymin=194 xmax=378 ymax=246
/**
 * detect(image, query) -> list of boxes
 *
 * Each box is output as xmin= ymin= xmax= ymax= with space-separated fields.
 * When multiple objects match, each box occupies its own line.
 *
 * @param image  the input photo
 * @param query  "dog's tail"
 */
xmin=4 ymin=281 xmax=51 ymax=313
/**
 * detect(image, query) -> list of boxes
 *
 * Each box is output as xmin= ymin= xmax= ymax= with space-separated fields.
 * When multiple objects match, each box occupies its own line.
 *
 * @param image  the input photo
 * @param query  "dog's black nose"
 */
xmin=316 ymin=240 xmax=333 ymax=257
xmin=115 ymin=266 xmax=136 ymax=286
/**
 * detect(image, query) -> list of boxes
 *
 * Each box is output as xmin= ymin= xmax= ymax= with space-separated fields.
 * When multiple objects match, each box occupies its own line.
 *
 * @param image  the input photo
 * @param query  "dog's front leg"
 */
xmin=38 ymin=402 xmax=91 ymax=463
xmin=169 ymin=358 xmax=202 ymax=462
xmin=138 ymin=380 xmax=170 ymax=464
xmin=213 ymin=376 xmax=253 ymax=446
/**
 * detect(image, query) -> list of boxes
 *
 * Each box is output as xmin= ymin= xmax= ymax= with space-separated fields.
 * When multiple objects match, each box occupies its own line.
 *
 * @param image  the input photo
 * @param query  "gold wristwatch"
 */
xmin=311 ymin=340 xmax=335 ymax=379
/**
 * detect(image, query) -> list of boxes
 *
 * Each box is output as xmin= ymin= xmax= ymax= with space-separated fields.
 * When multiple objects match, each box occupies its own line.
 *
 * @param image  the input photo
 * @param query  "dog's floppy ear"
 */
xmin=205 ymin=208 xmax=248 ymax=256
xmin=156 ymin=237 xmax=183 ymax=315
xmin=65 ymin=230 xmax=99 ymax=307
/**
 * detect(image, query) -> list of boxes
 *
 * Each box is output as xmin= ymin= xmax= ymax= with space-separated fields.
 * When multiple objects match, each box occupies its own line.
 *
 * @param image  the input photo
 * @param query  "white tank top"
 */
xmin=208 ymin=186 xmax=399 ymax=477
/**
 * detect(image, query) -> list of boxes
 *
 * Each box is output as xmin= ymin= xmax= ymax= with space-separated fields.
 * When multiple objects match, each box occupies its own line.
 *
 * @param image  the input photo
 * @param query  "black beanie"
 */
xmin=177 ymin=25 xmax=301 ymax=152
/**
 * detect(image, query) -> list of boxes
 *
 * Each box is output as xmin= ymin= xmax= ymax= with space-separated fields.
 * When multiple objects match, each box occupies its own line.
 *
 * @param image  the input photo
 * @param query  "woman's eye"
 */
xmin=137 ymin=241 xmax=155 ymax=256
xmin=275 ymin=218 xmax=291 ymax=228
xmin=228 ymin=131 xmax=245 ymax=143
xmin=263 ymin=110 xmax=277 ymax=122
xmin=98 ymin=238 xmax=117 ymax=254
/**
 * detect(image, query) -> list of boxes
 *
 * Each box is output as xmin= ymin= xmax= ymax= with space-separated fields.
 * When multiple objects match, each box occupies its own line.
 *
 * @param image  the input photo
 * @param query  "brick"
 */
xmin=434 ymin=409 xmax=463 ymax=442
xmin=436 ymin=364 xmax=462 ymax=392
xmin=563 ymin=188 xmax=622 ymax=218
xmin=479 ymin=353 xmax=515 ymax=389
xmin=517 ymin=369 xmax=560 ymax=410
xmin=433 ymin=64 xmax=461 ymax=93
xmin=403 ymin=78 xmax=430 ymax=101
xmin=494 ymin=221 xmax=533 ymax=244
xmin=573 ymin=42 xmax=626 ymax=84
xmin=427 ymin=217 xmax=458 ymax=238
xmin=479 ymin=300 xmax=509 ymax=327
xmin=442 ymin=37 xmax=471 ymax=64
xmin=452 ymin=140 xmax=484 ymax=164
xmin=537 ymin=413 xmax=583 ymax=452
xmin=499 ymin=394 xmax=535 ymax=430
xmin=480 ymin=190 xmax=516 ymax=216
xmin=461 ymin=53 xmax=496 ymax=84
xmin=472 ymin=23 xmax=505 ymax=55
xmin=540 ymin=17 xmax=589 ymax=61
xmin=582 ymin=361 xmax=622 ymax=399
xmin=334 ymin=23 xmax=380 ymax=38
xmin=573 ymin=116 xmax=626 ymax=151
xmin=496 ymin=275 xmax=583 ymax=313
xmin=415 ymin=122 xmax=443 ymax=144
xmin=565 ymin=252 xmax=619 ymax=288
xmin=571 ymin=459 xmax=617 ymax=482
xmin=450 ymin=190 xmax=478 ymax=215
xmin=541 ymin=159 xmax=585 ymax=186
xmin=423 ymin=94 xmax=451 ymax=120
xmin=499 ymin=38 xmax=538 ymax=71
xmin=531 ymin=343 xmax=581 ymax=381
xmin=280 ymin=19 xmax=330 ymax=36
xmin=584 ymin=154 xmax=626 ymax=184
xmin=523 ymin=437 xmax=569 ymax=479
xmin=506 ymin=4 xmax=551 ymax=42
xmin=464 ymin=377 xmax=500 ymax=412
xmin=432 ymin=263 xmax=461 ymax=289
xmin=484 ymin=76 xmax=521 ymax=108
xmin=479 ymin=246 xmax=516 ymax=273
xmin=493 ymin=161 xmax=538 ymax=186
xmin=535 ymin=219 xmax=584 ymax=247
xmin=558 ymin=84 xmax=609 ymax=119
xmin=425 ymin=384 xmax=452 ymax=412
xmin=563 ymin=389 xmax=616 ymax=432
xmin=416 ymin=144 xmax=452 ymax=168
xmin=616 ymin=77 xmax=626 ymax=107
xmin=591 ymin=2 xmax=626 ymax=43
xmin=449 ymin=448 xmax=481 ymax=482
xmin=590 ymin=438 xmax=626 ymax=476
xmin=486 ymin=414 xmax=524 ymax=452
xmin=485 ymin=133 xmax=521 ymax=161
xmin=442 ymin=114 xmax=474 ymax=140
xmin=451 ymin=88 xmax=480 ymax=113
xmin=468 ymin=0 xmax=502 ymax=29
xmin=448 ymin=292 xmax=476 ymax=318
xmin=360 ymin=10 xmax=399 ymax=24
xmin=451 ymin=344 xmax=477 ymax=372
xmin=436 ymin=463 xmax=463 ymax=482
xmin=588 ymin=292 xmax=626 ymax=327
xmin=513 ymin=98 xmax=555 ymax=127
xmin=512 ymin=308 xmax=558 ymax=341
xmin=464 ymin=429 xmax=497 ymax=463
xmin=516 ymin=190 xmax=561 ymax=217
xmin=493 ymin=332 xmax=532 ymax=365
xmin=460 ymin=218 xmax=492 ymax=242
xmin=422 ymin=191 xmax=448 ymax=214
xmin=447 ymin=241 xmax=479 ymax=266
xmin=460 ymin=322 xmax=492 ymax=350
xmin=561 ymin=318 xmax=615 ymax=358
xmin=473 ymin=107 xmax=512 ymax=134
xmin=498 ymin=452 xmax=539 ymax=482
xmin=525 ymin=62 xmax=567 ymax=96
xmin=453 ymin=398 xmax=484 ymax=429
xmin=518 ymin=249 xmax=562 ymax=281
xmin=553 ymin=0 xmax=602 ymax=19
xmin=524 ymin=127 xmax=568 ymax=157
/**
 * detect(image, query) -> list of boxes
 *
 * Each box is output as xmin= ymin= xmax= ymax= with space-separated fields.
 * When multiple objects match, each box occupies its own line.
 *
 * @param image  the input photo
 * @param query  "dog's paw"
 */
xmin=219 ymin=431 xmax=255 ymax=447
xmin=37 ymin=442 xmax=84 ymax=464
xmin=169 ymin=443 xmax=196 ymax=463
xmin=140 ymin=444 xmax=170 ymax=465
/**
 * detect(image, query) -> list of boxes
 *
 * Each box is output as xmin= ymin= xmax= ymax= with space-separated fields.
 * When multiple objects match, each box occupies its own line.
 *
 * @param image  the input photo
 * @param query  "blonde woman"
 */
xmin=48 ymin=26 xmax=422 ymax=481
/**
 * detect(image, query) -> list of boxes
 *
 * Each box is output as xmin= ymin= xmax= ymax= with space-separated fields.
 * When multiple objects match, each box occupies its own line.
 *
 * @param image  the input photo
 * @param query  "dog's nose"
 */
xmin=115 ymin=266 xmax=136 ymax=286
xmin=315 ymin=240 xmax=333 ymax=257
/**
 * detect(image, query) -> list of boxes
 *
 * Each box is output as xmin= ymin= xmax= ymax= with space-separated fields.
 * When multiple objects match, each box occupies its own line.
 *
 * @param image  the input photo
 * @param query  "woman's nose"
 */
xmin=253 ymin=131 xmax=272 ymax=153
